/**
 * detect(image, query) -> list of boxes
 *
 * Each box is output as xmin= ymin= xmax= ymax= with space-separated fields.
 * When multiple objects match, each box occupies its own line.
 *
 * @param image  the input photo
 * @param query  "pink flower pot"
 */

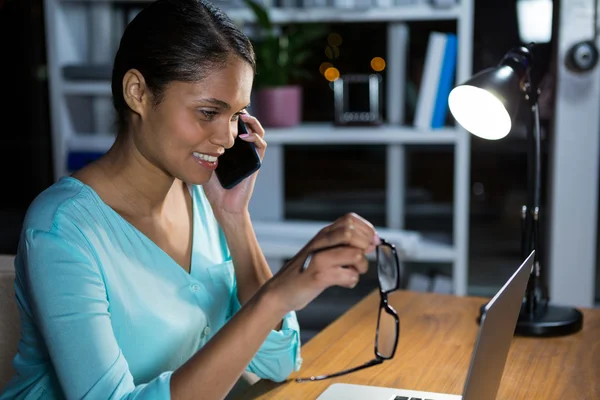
xmin=255 ymin=85 xmax=302 ymax=128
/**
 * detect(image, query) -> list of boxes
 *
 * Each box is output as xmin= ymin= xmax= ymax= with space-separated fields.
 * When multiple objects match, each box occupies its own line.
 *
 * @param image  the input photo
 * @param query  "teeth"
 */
xmin=193 ymin=152 xmax=217 ymax=163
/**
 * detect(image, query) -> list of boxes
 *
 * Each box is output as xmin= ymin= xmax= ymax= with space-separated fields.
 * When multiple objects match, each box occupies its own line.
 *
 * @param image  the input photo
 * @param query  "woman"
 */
xmin=0 ymin=0 xmax=379 ymax=398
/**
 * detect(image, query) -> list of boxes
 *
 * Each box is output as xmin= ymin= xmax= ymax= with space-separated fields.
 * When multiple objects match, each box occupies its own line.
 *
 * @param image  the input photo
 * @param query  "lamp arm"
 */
xmin=523 ymin=69 xmax=542 ymax=260
xmin=531 ymin=102 xmax=541 ymax=252
xmin=525 ymin=79 xmax=548 ymax=313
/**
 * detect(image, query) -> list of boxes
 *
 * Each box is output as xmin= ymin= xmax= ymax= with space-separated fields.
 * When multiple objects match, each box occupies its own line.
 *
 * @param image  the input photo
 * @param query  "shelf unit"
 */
xmin=43 ymin=0 xmax=473 ymax=295
xmin=69 ymin=123 xmax=460 ymax=147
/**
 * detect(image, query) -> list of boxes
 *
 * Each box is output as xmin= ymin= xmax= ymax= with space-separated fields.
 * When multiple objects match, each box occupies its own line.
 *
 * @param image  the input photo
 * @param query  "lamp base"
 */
xmin=478 ymin=302 xmax=584 ymax=337
xmin=515 ymin=303 xmax=584 ymax=336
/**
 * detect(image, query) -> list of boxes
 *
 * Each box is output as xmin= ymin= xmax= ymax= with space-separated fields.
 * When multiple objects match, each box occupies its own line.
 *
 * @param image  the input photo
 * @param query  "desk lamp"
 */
xmin=448 ymin=44 xmax=584 ymax=337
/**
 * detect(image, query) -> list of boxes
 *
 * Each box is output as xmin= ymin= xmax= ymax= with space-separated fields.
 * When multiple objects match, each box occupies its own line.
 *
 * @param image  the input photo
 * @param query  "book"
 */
xmin=432 ymin=33 xmax=457 ymax=128
xmin=413 ymin=32 xmax=457 ymax=130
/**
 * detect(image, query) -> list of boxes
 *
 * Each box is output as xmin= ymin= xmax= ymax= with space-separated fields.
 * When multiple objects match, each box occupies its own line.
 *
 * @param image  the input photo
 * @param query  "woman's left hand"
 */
xmin=203 ymin=113 xmax=267 ymax=217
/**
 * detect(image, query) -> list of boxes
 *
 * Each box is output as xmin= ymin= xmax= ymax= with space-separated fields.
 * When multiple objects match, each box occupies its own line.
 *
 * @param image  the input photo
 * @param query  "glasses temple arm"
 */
xmin=295 ymin=358 xmax=384 ymax=382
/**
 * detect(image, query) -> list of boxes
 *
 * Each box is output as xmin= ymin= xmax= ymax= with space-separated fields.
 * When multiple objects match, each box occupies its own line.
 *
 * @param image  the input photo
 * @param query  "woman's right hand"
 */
xmin=262 ymin=213 xmax=381 ymax=314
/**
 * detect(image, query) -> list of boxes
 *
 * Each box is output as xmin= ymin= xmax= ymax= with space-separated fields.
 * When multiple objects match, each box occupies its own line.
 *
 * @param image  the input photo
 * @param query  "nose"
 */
xmin=211 ymin=119 xmax=236 ymax=149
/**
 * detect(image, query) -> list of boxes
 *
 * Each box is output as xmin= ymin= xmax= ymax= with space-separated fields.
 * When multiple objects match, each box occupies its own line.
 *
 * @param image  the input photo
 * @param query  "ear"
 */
xmin=122 ymin=69 xmax=151 ymax=118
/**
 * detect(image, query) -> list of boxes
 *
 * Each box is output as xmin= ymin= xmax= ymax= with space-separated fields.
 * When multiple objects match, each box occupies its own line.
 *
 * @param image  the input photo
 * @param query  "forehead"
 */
xmin=169 ymin=58 xmax=254 ymax=107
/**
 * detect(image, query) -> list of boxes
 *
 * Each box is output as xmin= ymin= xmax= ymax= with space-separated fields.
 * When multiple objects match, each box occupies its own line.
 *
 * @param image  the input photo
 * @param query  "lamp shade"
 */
xmin=448 ymin=65 xmax=523 ymax=140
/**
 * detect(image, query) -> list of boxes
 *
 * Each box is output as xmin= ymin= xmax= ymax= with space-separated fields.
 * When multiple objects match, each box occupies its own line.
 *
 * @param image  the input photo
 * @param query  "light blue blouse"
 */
xmin=1 ymin=176 xmax=301 ymax=399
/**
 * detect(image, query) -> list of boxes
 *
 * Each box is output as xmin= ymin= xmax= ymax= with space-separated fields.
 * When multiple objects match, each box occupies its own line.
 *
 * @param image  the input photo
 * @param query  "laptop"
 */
xmin=316 ymin=250 xmax=535 ymax=400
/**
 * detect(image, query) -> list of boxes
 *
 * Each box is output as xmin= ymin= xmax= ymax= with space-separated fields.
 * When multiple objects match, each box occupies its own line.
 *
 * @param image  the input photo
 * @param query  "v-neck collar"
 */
xmin=64 ymin=176 xmax=197 ymax=276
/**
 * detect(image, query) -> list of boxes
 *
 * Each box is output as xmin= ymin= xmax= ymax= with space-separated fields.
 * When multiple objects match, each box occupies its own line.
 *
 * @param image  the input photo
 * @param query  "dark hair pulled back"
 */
xmin=111 ymin=0 xmax=256 ymax=132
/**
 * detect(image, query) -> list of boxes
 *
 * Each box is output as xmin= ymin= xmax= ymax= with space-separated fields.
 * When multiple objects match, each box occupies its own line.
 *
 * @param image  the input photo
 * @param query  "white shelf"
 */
xmin=67 ymin=124 xmax=457 ymax=153
xmin=227 ymin=4 xmax=461 ymax=23
xmin=253 ymin=220 xmax=454 ymax=263
xmin=256 ymin=237 xmax=455 ymax=263
xmin=63 ymin=81 xmax=111 ymax=96
xmin=257 ymin=236 xmax=455 ymax=263
xmin=267 ymin=123 xmax=458 ymax=144
xmin=407 ymin=236 xmax=454 ymax=262
xmin=56 ymin=2 xmax=461 ymax=23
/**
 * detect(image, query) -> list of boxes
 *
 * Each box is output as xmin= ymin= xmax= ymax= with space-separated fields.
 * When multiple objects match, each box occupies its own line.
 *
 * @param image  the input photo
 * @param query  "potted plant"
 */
xmin=242 ymin=0 xmax=327 ymax=127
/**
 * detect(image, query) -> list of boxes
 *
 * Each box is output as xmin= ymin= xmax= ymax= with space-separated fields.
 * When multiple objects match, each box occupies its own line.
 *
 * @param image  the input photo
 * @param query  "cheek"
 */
xmin=152 ymin=109 xmax=203 ymax=148
xmin=174 ymin=114 xmax=202 ymax=144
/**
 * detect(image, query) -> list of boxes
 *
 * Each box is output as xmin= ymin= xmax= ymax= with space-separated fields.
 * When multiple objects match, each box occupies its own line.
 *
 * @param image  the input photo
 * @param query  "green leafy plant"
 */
xmin=242 ymin=0 xmax=328 ymax=88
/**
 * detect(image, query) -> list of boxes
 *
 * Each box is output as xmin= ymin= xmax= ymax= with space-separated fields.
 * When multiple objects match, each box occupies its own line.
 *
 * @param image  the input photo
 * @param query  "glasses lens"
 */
xmin=376 ymin=306 xmax=398 ymax=359
xmin=377 ymin=244 xmax=398 ymax=293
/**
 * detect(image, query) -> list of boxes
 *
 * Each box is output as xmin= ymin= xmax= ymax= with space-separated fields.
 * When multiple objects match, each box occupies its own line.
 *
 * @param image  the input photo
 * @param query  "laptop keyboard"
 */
xmin=393 ymin=397 xmax=435 ymax=400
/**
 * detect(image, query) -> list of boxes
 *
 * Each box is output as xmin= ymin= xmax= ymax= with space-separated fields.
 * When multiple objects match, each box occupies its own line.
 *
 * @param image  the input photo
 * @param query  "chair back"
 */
xmin=0 ymin=255 xmax=18 ymax=390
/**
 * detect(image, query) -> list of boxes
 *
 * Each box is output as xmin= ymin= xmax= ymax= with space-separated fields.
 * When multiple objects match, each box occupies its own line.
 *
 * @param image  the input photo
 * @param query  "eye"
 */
xmin=199 ymin=110 xmax=218 ymax=121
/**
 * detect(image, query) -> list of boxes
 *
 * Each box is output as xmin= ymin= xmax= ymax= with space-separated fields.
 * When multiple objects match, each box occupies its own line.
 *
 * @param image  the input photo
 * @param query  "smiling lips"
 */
xmin=193 ymin=151 xmax=219 ymax=171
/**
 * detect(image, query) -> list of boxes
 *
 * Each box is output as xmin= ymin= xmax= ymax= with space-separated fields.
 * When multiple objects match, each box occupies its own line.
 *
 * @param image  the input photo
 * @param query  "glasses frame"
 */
xmin=295 ymin=238 xmax=401 ymax=382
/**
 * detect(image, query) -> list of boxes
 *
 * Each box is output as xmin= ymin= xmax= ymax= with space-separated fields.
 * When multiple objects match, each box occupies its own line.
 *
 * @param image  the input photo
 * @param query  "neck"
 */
xmin=97 ymin=133 xmax=185 ymax=216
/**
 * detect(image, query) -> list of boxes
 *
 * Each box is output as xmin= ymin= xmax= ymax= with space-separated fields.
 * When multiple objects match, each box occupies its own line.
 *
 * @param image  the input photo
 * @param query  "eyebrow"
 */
xmin=195 ymin=98 xmax=250 ymax=111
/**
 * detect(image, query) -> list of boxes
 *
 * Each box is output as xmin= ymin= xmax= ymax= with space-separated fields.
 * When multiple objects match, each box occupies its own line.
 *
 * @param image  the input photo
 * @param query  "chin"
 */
xmin=172 ymin=159 xmax=214 ymax=186
xmin=179 ymin=171 xmax=213 ymax=186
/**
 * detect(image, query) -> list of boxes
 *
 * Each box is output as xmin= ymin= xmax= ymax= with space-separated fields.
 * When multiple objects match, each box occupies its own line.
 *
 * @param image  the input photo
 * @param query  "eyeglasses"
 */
xmin=295 ymin=238 xmax=402 ymax=382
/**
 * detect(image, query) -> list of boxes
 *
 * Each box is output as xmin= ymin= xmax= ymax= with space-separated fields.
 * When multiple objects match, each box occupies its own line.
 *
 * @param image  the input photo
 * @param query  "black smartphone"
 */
xmin=215 ymin=118 xmax=262 ymax=189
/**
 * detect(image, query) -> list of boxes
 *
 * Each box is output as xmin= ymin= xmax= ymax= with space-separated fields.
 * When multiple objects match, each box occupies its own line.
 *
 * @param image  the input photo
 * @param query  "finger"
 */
xmin=345 ymin=212 xmax=375 ymax=231
xmin=336 ymin=214 xmax=374 ymax=249
xmin=313 ymin=214 xmax=379 ymax=255
xmin=303 ymin=246 xmax=368 ymax=276
xmin=335 ymin=213 xmax=379 ymax=247
xmin=240 ymin=113 xmax=265 ymax=138
xmin=239 ymin=131 xmax=267 ymax=150
xmin=366 ymin=243 xmax=377 ymax=254
xmin=311 ymin=246 xmax=366 ymax=271
xmin=350 ymin=213 xmax=380 ymax=247
xmin=349 ymin=213 xmax=380 ymax=245
xmin=335 ymin=266 xmax=360 ymax=289
xmin=350 ymin=219 xmax=375 ymax=248
xmin=344 ymin=252 xmax=369 ymax=275
xmin=308 ymin=253 xmax=363 ymax=288
xmin=319 ymin=213 xmax=351 ymax=233
xmin=304 ymin=261 xmax=360 ymax=289
xmin=312 ymin=225 xmax=372 ymax=253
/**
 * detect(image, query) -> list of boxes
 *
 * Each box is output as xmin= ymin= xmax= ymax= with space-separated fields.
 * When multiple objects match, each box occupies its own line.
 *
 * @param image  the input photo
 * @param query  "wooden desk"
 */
xmin=239 ymin=290 xmax=600 ymax=399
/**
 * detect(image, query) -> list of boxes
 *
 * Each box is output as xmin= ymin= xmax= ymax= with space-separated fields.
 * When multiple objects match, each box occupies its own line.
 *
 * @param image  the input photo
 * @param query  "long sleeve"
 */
xmin=22 ymin=228 xmax=172 ymax=400
xmin=227 ymin=277 xmax=303 ymax=382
